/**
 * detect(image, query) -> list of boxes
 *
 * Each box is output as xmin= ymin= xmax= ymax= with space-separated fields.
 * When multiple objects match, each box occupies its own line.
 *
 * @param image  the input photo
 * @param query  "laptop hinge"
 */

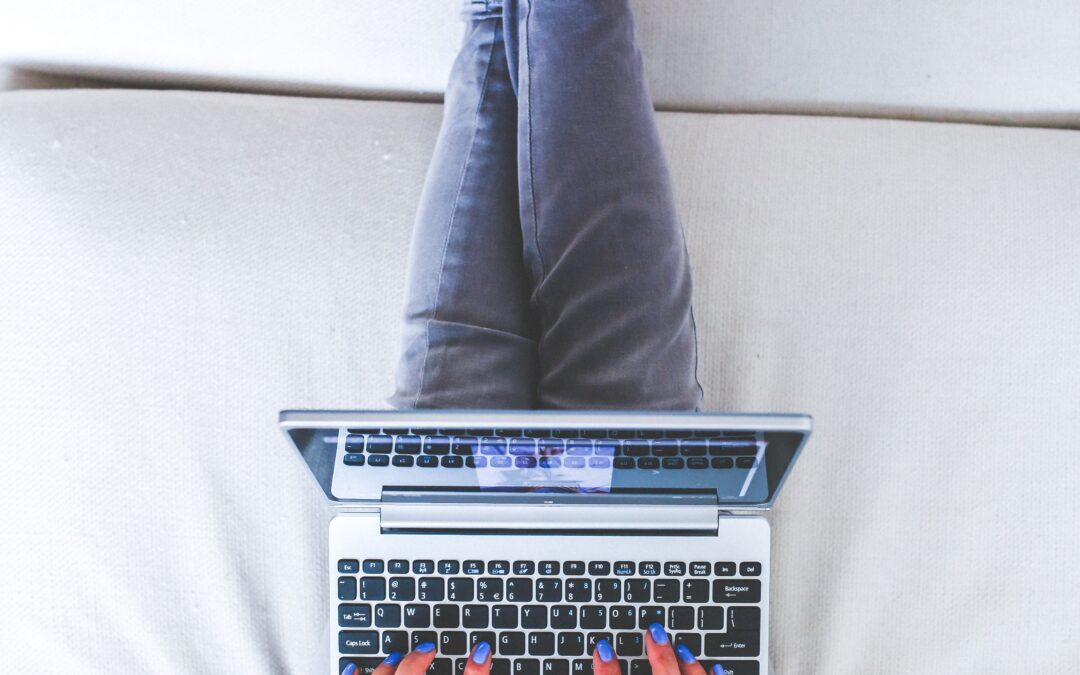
xmin=379 ymin=491 xmax=719 ymax=534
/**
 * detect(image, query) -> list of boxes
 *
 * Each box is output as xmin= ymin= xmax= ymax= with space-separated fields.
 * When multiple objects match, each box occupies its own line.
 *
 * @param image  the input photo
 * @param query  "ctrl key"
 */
xmin=339 ymin=630 xmax=380 ymax=654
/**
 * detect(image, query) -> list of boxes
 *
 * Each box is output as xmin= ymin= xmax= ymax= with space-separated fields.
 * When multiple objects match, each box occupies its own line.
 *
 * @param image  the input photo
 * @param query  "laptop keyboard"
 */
xmin=340 ymin=429 xmax=760 ymax=471
xmin=337 ymin=557 xmax=763 ymax=675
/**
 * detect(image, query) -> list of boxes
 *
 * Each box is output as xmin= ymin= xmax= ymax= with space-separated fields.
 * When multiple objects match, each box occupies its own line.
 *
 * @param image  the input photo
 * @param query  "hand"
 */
xmin=592 ymin=624 xmax=727 ymax=675
xmin=341 ymin=628 xmax=730 ymax=675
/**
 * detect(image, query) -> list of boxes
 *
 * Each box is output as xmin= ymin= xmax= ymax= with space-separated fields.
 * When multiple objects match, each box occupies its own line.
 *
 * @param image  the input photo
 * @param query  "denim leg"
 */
xmin=509 ymin=0 xmax=703 ymax=410
xmin=389 ymin=9 xmax=538 ymax=409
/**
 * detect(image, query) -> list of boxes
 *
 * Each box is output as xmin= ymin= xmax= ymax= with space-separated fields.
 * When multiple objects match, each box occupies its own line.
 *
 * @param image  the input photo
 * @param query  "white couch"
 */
xmin=1 ymin=2 xmax=1079 ymax=673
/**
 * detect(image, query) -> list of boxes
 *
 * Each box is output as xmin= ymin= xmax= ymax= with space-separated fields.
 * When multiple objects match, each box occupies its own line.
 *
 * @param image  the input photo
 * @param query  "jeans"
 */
xmin=389 ymin=0 xmax=702 ymax=411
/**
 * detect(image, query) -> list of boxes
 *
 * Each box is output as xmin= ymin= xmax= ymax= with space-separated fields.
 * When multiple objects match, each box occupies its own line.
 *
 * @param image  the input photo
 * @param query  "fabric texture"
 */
xmin=392 ymin=0 xmax=700 ymax=410
xmin=1 ymin=90 xmax=1079 ymax=673
xmin=2 ymin=0 xmax=1080 ymax=128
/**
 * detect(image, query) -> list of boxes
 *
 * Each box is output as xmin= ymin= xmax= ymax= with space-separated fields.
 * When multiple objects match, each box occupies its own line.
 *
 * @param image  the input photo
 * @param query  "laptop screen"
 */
xmin=281 ymin=411 xmax=811 ymax=509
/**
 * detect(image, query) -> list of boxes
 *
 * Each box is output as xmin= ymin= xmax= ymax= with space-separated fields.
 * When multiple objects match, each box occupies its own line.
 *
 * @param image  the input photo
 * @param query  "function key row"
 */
xmin=342 ymin=454 xmax=756 ymax=470
xmin=348 ymin=429 xmax=759 ymax=441
xmin=344 ymin=436 xmax=758 ymax=458
xmin=339 ymin=560 xmax=761 ymax=577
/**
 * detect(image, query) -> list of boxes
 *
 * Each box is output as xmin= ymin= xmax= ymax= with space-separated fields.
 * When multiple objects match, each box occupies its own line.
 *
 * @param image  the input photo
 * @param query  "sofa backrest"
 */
xmin=1 ymin=0 xmax=1078 ymax=127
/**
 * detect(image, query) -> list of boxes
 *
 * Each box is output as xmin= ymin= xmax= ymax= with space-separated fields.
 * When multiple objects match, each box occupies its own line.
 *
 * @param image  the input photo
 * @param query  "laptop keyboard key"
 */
xmin=564 ymin=561 xmax=586 ymax=575
xmin=417 ymin=455 xmax=439 ymax=468
xmin=500 ymin=632 xmax=526 ymax=656
xmin=360 ymin=577 xmax=387 ymax=601
xmin=434 ymin=604 xmax=461 ymax=628
xmin=471 ymin=631 xmax=498 ymax=653
xmin=464 ymin=561 xmax=484 ymax=575
xmin=491 ymin=659 xmax=512 ymax=675
xmin=441 ymin=456 xmax=464 ymax=468
xmin=338 ymin=604 xmax=372 ymax=627
xmin=478 ymin=578 xmax=505 ymax=602
xmin=448 ymin=578 xmax=475 ymax=602
xmin=727 ymin=607 xmax=761 ymax=632
xmin=615 ymin=632 xmax=644 ymax=657
xmin=493 ymin=605 xmax=519 ymax=628
xmin=698 ymin=607 xmax=725 ymax=630
xmin=609 ymin=606 xmax=635 ymax=630
xmin=412 ymin=560 xmax=435 ymax=575
xmin=411 ymin=631 xmax=438 ymax=650
xmin=513 ymin=561 xmax=535 ymax=575
xmin=714 ymin=562 xmax=736 ymax=576
xmin=382 ymin=631 xmax=409 ymax=654
xmin=653 ymin=580 xmax=679 ymax=603
xmin=683 ymin=580 xmax=709 ymax=603
xmin=462 ymin=605 xmax=488 ymax=629
xmin=703 ymin=632 xmax=760 ymax=658
xmin=623 ymin=580 xmax=649 ymax=603
xmin=388 ymin=560 xmax=409 ymax=574
xmin=585 ymin=632 xmax=613 ymax=653
xmin=528 ymin=633 xmax=556 ymax=656
xmin=557 ymin=633 xmax=585 ymax=656
xmin=338 ymin=577 xmax=358 ymax=601
xmin=551 ymin=605 xmax=577 ymax=629
xmin=368 ymin=454 xmax=390 ymax=467
xmin=419 ymin=578 xmax=445 ymax=602
xmin=429 ymin=659 xmax=453 ymax=675
xmin=438 ymin=560 xmax=461 ymax=575
xmin=668 ymin=606 xmax=694 ymax=630
xmin=590 ymin=562 xmax=611 ymax=576
xmin=674 ymin=633 xmax=700 ymax=655
xmin=440 ymin=631 xmax=468 ymax=655
xmin=338 ymin=657 xmax=384 ymax=675
xmin=536 ymin=579 xmax=563 ymax=602
xmin=507 ymin=578 xmax=533 ymax=602
xmin=595 ymin=579 xmax=621 ymax=603
xmin=375 ymin=604 xmax=401 ymax=627
xmin=389 ymin=577 xmax=416 ymax=601
xmin=543 ymin=659 xmax=569 ymax=675
xmin=580 ymin=606 xmax=606 ymax=629
xmin=339 ymin=630 xmax=379 ymax=654
xmin=565 ymin=579 xmax=592 ymax=602
xmin=521 ymin=605 xmax=548 ymax=629
xmin=638 ymin=606 xmax=664 ymax=629
xmin=404 ymin=604 xmax=430 ymax=628
xmin=712 ymin=579 xmax=761 ymax=604
xmin=515 ymin=659 xmax=541 ymax=675
xmin=639 ymin=562 xmax=661 ymax=577
xmin=613 ymin=562 xmax=635 ymax=576
xmin=637 ymin=457 xmax=659 ymax=469
xmin=739 ymin=562 xmax=762 ymax=577
xmin=539 ymin=561 xmax=560 ymax=575
xmin=361 ymin=559 xmax=384 ymax=574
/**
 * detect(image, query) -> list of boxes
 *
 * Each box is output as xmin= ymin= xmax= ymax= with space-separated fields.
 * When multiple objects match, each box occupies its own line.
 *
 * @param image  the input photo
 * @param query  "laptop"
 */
xmin=280 ymin=410 xmax=812 ymax=675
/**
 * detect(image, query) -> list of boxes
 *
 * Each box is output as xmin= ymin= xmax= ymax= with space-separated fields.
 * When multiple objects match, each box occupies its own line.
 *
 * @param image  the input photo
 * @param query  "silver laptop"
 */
xmin=280 ymin=410 xmax=812 ymax=675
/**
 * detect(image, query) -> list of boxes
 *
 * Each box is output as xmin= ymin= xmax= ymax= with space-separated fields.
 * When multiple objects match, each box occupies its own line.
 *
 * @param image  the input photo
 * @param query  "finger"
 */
xmin=464 ymin=641 xmax=493 ymax=675
xmin=673 ymin=643 xmax=707 ymax=675
xmin=366 ymin=652 xmax=405 ymax=675
xmin=645 ymin=623 xmax=681 ymax=675
xmin=709 ymin=665 xmax=731 ymax=675
xmin=590 ymin=638 xmax=621 ymax=675
xmin=394 ymin=642 xmax=439 ymax=675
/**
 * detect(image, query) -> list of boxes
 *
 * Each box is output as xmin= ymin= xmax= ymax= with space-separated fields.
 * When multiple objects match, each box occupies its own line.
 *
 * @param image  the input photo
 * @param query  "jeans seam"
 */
xmin=413 ymin=20 xmax=500 ymax=408
xmin=523 ymin=0 xmax=546 ymax=287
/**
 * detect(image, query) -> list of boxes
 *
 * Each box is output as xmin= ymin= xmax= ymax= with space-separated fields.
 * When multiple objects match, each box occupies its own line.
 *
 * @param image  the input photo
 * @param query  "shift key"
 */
xmin=712 ymin=579 xmax=761 ymax=603
xmin=339 ymin=630 xmax=380 ymax=654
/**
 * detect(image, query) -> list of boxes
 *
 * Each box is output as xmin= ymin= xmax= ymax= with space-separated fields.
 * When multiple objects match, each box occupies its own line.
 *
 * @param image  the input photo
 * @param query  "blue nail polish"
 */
xmin=416 ymin=642 xmax=437 ymax=653
xmin=648 ymin=623 xmax=669 ymax=645
xmin=472 ymin=641 xmax=491 ymax=664
xmin=384 ymin=652 xmax=403 ymax=666
xmin=342 ymin=664 xmax=357 ymax=675
xmin=711 ymin=665 xmax=728 ymax=675
xmin=675 ymin=644 xmax=695 ymax=664
xmin=596 ymin=639 xmax=615 ymax=663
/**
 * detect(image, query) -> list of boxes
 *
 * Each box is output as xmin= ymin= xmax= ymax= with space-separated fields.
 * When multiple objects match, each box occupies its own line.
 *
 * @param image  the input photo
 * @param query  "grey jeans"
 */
xmin=389 ymin=0 xmax=702 ymax=411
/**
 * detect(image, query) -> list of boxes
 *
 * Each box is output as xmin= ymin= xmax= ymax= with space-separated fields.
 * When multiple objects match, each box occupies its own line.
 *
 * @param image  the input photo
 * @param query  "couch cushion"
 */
xmin=1 ymin=0 xmax=1079 ymax=127
xmin=0 ymin=90 xmax=1078 ymax=673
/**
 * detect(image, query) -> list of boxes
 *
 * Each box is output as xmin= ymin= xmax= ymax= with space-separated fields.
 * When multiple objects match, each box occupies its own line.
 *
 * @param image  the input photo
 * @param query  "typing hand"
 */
xmin=346 ymin=627 xmax=728 ymax=675
xmin=592 ymin=624 xmax=722 ymax=675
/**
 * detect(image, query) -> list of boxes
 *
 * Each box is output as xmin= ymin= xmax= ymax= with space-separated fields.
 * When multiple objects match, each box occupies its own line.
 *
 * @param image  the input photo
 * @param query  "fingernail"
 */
xmin=595 ymin=639 xmax=615 ymax=663
xmin=648 ymin=623 xmax=669 ymax=645
xmin=342 ymin=664 xmax=357 ymax=675
xmin=383 ymin=652 xmax=403 ymax=666
xmin=471 ymin=641 xmax=491 ymax=664
xmin=711 ymin=665 xmax=728 ymax=675
xmin=415 ymin=642 xmax=437 ymax=653
xmin=675 ymin=644 xmax=695 ymax=664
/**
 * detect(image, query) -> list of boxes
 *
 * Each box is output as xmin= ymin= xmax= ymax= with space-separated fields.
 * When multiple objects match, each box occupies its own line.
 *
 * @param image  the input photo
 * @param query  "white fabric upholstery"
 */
xmin=1 ymin=0 xmax=1079 ymax=126
xmin=1 ymin=90 xmax=1078 ymax=673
